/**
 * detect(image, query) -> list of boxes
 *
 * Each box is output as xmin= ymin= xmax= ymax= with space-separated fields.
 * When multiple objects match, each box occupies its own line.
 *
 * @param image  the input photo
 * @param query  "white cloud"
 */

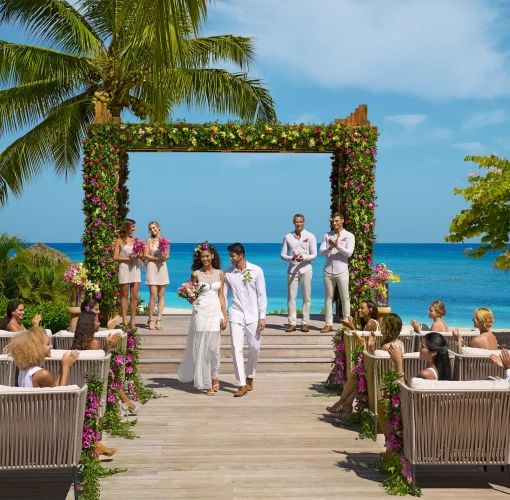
xmin=428 ymin=128 xmax=453 ymax=140
xmin=385 ymin=114 xmax=427 ymax=130
xmin=452 ymin=142 xmax=486 ymax=153
xmin=461 ymin=110 xmax=510 ymax=130
xmin=214 ymin=0 xmax=510 ymax=100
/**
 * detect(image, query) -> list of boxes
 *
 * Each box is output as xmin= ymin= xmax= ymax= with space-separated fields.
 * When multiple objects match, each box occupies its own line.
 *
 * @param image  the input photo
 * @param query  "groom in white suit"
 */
xmin=224 ymin=242 xmax=267 ymax=397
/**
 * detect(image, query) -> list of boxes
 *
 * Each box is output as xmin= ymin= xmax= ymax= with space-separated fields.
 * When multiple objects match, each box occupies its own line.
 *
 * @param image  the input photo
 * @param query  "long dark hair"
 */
xmin=360 ymin=300 xmax=378 ymax=330
xmin=381 ymin=313 xmax=402 ymax=346
xmin=191 ymin=242 xmax=222 ymax=271
xmin=0 ymin=300 xmax=22 ymax=330
xmin=80 ymin=297 xmax=98 ymax=313
xmin=72 ymin=311 xmax=96 ymax=350
xmin=424 ymin=332 xmax=451 ymax=381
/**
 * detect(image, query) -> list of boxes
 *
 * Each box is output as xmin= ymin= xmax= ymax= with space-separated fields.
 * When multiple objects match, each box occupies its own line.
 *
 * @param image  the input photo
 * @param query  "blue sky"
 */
xmin=2 ymin=0 xmax=510 ymax=243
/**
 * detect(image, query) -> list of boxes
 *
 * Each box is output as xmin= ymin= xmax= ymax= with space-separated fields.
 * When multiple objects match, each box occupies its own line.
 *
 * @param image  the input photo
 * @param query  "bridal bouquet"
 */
xmin=63 ymin=263 xmax=102 ymax=305
xmin=158 ymin=237 xmax=170 ymax=257
xmin=131 ymin=237 xmax=145 ymax=256
xmin=177 ymin=280 xmax=206 ymax=311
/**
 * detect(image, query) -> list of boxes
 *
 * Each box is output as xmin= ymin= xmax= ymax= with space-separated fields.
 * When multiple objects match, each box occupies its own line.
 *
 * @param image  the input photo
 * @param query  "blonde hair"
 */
xmin=430 ymin=301 xmax=446 ymax=317
xmin=9 ymin=327 xmax=47 ymax=370
xmin=474 ymin=308 xmax=494 ymax=330
xmin=148 ymin=221 xmax=160 ymax=230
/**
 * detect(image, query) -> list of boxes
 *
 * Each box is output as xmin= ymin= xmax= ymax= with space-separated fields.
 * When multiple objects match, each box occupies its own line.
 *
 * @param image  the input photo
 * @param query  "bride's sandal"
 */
xmin=206 ymin=388 xmax=215 ymax=396
xmin=155 ymin=319 xmax=163 ymax=330
xmin=212 ymin=379 xmax=220 ymax=392
xmin=147 ymin=320 xmax=155 ymax=330
xmin=326 ymin=403 xmax=347 ymax=415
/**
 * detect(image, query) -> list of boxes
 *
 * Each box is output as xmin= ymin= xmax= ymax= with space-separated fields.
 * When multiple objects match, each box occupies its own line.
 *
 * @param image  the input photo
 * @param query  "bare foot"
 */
xmin=206 ymin=388 xmax=215 ymax=396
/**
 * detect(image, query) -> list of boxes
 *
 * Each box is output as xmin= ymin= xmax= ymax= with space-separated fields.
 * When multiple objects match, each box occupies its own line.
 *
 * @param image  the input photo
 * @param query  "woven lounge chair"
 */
xmin=364 ymin=351 xmax=455 ymax=438
xmin=53 ymin=329 xmax=127 ymax=351
xmin=0 ymin=384 xmax=87 ymax=499
xmin=0 ymin=354 xmax=15 ymax=386
xmin=413 ymin=330 xmax=479 ymax=352
xmin=45 ymin=351 xmax=111 ymax=418
xmin=452 ymin=348 xmax=506 ymax=381
xmin=400 ymin=379 xmax=510 ymax=494
xmin=344 ymin=330 xmax=417 ymax=374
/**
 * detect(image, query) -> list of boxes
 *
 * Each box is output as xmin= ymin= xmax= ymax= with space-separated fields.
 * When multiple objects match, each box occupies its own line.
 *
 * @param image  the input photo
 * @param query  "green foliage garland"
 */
xmin=82 ymin=121 xmax=377 ymax=319
xmin=329 ymin=327 xmax=347 ymax=390
xmin=124 ymin=325 xmax=162 ymax=404
xmin=445 ymin=153 xmax=510 ymax=271
xmin=80 ymin=372 xmax=125 ymax=500
xmin=348 ymin=344 xmax=375 ymax=440
xmin=377 ymin=370 xmax=421 ymax=496
xmin=102 ymin=344 xmax=138 ymax=439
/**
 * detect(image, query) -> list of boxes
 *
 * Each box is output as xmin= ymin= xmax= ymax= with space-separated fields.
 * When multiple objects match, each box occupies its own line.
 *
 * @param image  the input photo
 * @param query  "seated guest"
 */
xmin=10 ymin=326 xmax=78 ymax=387
xmin=0 ymin=300 xmax=42 ymax=332
xmin=390 ymin=331 xmax=452 ymax=381
xmin=10 ymin=326 xmax=116 ymax=457
xmin=490 ymin=349 xmax=510 ymax=382
xmin=326 ymin=313 xmax=403 ymax=416
xmin=74 ymin=312 xmax=138 ymax=415
xmin=69 ymin=297 xmax=121 ymax=333
xmin=410 ymin=300 xmax=448 ymax=333
xmin=326 ymin=300 xmax=379 ymax=385
xmin=452 ymin=307 xmax=498 ymax=353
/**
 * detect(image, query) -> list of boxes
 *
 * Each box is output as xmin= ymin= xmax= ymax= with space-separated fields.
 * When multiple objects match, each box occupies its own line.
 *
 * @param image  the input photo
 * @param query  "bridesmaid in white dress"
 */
xmin=114 ymin=218 xmax=143 ymax=327
xmin=178 ymin=242 xmax=228 ymax=396
xmin=144 ymin=221 xmax=170 ymax=330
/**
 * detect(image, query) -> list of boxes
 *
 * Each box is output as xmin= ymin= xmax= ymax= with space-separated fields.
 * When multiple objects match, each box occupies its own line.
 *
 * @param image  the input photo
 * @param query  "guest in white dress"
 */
xmin=144 ymin=221 xmax=170 ymax=331
xmin=411 ymin=300 xmax=448 ymax=333
xmin=178 ymin=242 xmax=228 ymax=396
xmin=114 ymin=218 xmax=143 ymax=327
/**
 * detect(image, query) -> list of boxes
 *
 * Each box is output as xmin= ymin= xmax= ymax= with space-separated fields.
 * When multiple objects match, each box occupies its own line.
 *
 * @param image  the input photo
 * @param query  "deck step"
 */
xmin=138 ymin=357 xmax=332 ymax=374
xmin=139 ymin=344 xmax=333 ymax=360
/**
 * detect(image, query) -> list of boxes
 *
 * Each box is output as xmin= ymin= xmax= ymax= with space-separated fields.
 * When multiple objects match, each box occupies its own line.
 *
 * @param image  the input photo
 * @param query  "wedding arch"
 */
xmin=82 ymin=104 xmax=378 ymax=317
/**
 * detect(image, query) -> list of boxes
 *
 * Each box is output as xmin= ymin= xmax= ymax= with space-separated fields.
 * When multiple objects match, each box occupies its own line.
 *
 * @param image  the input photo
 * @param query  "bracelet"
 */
xmin=396 ymin=371 xmax=405 ymax=378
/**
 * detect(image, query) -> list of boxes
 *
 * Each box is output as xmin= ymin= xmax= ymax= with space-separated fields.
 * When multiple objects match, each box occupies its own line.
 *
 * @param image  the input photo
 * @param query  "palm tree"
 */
xmin=0 ymin=0 xmax=276 ymax=206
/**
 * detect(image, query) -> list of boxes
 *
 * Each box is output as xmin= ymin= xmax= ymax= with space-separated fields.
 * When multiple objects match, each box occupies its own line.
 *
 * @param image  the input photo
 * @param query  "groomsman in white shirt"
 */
xmin=224 ymin=243 xmax=267 ymax=397
xmin=319 ymin=212 xmax=355 ymax=333
xmin=280 ymin=214 xmax=317 ymax=332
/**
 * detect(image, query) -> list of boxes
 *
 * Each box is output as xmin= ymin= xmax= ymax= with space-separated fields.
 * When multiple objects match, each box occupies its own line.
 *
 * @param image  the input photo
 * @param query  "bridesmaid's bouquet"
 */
xmin=131 ymin=237 xmax=145 ymax=256
xmin=177 ymin=280 xmax=206 ymax=312
xmin=158 ymin=237 xmax=170 ymax=257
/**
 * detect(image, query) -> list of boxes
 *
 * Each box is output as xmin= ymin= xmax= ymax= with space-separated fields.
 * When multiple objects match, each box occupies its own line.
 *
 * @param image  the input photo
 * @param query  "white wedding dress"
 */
xmin=178 ymin=269 xmax=222 ymax=390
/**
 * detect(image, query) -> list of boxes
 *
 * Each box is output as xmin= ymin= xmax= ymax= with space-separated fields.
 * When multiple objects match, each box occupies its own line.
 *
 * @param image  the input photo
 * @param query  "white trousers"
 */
xmin=324 ymin=271 xmax=350 ymax=324
xmin=230 ymin=321 xmax=261 ymax=387
xmin=287 ymin=270 xmax=312 ymax=325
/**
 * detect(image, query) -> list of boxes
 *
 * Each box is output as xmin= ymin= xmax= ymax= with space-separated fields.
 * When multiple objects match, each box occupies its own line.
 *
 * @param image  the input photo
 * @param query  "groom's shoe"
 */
xmin=246 ymin=377 xmax=254 ymax=391
xmin=301 ymin=324 xmax=309 ymax=333
xmin=285 ymin=325 xmax=296 ymax=332
xmin=320 ymin=325 xmax=333 ymax=333
xmin=234 ymin=386 xmax=249 ymax=397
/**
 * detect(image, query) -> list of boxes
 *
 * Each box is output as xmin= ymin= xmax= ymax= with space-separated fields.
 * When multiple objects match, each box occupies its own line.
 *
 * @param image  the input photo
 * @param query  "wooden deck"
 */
xmin=97 ymin=373 xmax=509 ymax=499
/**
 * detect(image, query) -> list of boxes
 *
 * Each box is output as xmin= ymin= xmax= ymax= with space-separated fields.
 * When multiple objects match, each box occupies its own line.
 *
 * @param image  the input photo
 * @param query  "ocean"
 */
xmin=49 ymin=243 xmax=510 ymax=328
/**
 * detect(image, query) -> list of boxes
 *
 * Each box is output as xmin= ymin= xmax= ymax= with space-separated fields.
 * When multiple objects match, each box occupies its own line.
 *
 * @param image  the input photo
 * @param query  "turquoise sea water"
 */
xmin=48 ymin=242 xmax=510 ymax=328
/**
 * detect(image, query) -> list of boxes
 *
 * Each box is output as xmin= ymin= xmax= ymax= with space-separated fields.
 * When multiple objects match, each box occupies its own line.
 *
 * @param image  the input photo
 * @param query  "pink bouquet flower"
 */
xmin=131 ymin=237 xmax=145 ymax=256
xmin=177 ymin=279 xmax=206 ymax=312
xmin=158 ymin=237 xmax=170 ymax=256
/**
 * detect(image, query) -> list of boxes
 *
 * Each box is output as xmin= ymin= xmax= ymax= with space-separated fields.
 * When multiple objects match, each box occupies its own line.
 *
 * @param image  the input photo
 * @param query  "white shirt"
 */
xmin=224 ymin=261 xmax=267 ymax=324
xmin=280 ymin=229 xmax=317 ymax=275
xmin=506 ymin=369 xmax=510 ymax=382
xmin=319 ymin=229 xmax=355 ymax=275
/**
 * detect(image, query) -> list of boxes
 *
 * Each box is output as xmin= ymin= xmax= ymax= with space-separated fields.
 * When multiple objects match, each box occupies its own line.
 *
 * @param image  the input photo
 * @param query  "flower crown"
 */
xmin=194 ymin=241 xmax=215 ymax=254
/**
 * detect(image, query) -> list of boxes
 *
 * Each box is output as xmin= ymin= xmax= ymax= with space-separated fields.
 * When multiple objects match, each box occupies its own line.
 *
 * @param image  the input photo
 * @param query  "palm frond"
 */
xmin=120 ymin=0 xmax=208 ymax=70
xmin=0 ymin=0 xmax=103 ymax=55
xmin=0 ymin=91 xmax=93 ymax=206
xmin=0 ymin=78 xmax=89 ymax=136
xmin=149 ymin=68 xmax=276 ymax=123
xmin=181 ymin=35 xmax=256 ymax=71
xmin=0 ymin=42 xmax=97 ymax=87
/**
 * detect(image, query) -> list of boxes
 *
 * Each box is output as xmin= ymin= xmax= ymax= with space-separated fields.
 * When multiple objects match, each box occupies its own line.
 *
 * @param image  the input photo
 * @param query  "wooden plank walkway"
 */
xmin=95 ymin=373 xmax=509 ymax=499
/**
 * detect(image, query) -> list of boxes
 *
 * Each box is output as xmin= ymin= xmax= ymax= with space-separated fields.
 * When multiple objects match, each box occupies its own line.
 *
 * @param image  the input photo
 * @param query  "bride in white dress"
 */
xmin=178 ymin=242 xmax=228 ymax=396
